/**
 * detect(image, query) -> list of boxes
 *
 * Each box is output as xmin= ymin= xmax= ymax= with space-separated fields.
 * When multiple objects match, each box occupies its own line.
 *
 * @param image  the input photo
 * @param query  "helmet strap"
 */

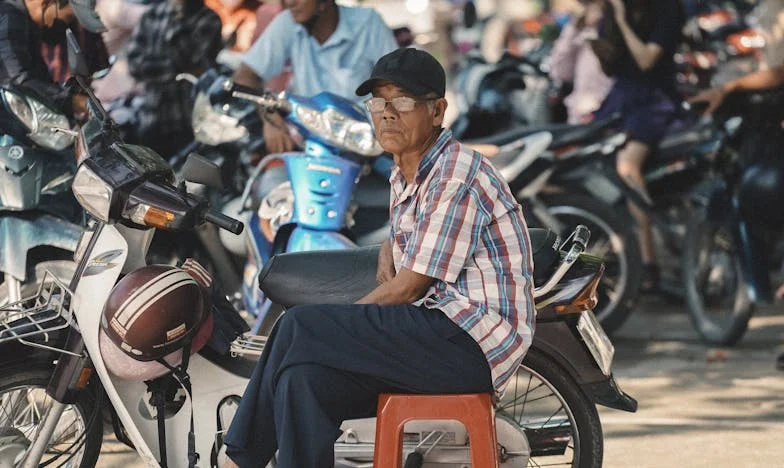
xmin=152 ymin=340 xmax=198 ymax=468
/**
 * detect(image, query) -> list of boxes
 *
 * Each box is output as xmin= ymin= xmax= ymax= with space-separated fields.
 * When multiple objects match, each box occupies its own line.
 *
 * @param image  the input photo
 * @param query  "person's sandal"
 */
xmin=641 ymin=264 xmax=660 ymax=293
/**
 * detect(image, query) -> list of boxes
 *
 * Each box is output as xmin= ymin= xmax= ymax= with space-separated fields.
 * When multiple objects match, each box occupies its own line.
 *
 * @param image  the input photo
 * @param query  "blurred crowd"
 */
xmin=1 ymin=0 xmax=782 ymax=299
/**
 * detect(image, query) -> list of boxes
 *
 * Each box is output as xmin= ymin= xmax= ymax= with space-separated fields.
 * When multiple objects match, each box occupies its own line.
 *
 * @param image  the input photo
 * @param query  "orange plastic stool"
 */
xmin=373 ymin=393 xmax=500 ymax=468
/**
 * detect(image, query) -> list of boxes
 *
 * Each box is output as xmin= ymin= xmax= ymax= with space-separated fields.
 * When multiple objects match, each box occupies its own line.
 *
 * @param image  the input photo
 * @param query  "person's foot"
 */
xmin=776 ymin=283 xmax=784 ymax=301
xmin=640 ymin=263 xmax=660 ymax=293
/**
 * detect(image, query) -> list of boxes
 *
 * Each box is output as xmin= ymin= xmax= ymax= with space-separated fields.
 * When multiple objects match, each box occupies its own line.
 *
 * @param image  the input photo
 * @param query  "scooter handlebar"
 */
xmin=572 ymin=225 xmax=591 ymax=250
xmin=205 ymin=210 xmax=244 ymax=235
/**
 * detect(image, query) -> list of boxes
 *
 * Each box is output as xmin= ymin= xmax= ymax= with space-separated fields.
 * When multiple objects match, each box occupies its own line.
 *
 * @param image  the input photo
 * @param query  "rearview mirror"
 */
xmin=181 ymin=153 xmax=224 ymax=190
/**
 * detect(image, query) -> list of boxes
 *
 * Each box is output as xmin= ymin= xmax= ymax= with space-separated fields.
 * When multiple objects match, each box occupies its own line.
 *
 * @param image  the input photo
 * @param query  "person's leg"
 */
xmin=222 ymin=308 xmax=296 ymax=467
xmin=273 ymin=363 xmax=387 ymax=467
xmin=616 ymin=140 xmax=657 ymax=289
xmin=224 ymin=303 xmax=493 ymax=467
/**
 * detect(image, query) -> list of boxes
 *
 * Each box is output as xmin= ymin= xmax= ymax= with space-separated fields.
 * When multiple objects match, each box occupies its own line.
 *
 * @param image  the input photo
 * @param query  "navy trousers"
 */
xmin=223 ymin=303 xmax=493 ymax=468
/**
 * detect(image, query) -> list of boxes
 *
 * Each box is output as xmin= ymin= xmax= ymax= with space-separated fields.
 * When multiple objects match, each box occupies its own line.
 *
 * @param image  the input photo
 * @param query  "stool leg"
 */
xmin=374 ymin=396 xmax=405 ymax=468
xmin=463 ymin=407 xmax=500 ymax=467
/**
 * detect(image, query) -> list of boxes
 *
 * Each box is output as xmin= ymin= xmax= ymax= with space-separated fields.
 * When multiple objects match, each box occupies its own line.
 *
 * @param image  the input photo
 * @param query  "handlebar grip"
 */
xmin=573 ymin=225 xmax=591 ymax=249
xmin=223 ymin=80 xmax=263 ymax=97
xmin=205 ymin=211 xmax=244 ymax=235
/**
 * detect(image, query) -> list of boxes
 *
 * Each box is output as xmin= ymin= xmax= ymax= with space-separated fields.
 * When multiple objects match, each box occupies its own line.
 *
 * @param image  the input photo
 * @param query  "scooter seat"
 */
xmin=464 ymin=115 xmax=621 ymax=148
xmin=258 ymin=228 xmax=561 ymax=308
xmin=653 ymin=119 xmax=715 ymax=160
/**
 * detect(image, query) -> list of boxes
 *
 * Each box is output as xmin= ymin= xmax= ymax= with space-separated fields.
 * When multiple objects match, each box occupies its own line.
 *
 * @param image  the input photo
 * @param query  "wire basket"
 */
xmin=0 ymin=271 xmax=75 ymax=345
xmin=229 ymin=334 xmax=267 ymax=357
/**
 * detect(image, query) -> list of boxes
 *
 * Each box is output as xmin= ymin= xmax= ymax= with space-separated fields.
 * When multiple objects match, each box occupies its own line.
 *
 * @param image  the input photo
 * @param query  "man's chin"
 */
xmin=378 ymin=139 xmax=404 ymax=155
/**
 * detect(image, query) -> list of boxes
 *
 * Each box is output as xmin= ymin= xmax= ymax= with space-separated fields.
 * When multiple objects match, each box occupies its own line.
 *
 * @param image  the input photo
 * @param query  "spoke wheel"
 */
xmin=538 ymin=195 xmax=642 ymax=334
xmin=683 ymin=207 xmax=753 ymax=346
xmin=498 ymin=350 xmax=603 ymax=468
xmin=0 ymin=367 xmax=102 ymax=468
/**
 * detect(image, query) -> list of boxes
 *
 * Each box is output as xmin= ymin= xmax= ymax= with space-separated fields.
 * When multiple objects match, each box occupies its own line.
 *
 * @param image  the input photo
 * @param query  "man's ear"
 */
xmin=432 ymin=98 xmax=447 ymax=126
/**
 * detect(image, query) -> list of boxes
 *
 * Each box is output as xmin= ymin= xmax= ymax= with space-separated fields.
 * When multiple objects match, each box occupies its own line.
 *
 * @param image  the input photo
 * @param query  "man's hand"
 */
xmin=263 ymin=113 xmax=296 ymax=153
xmin=687 ymin=86 xmax=728 ymax=116
xmin=356 ymin=267 xmax=434 ymax=305
xmin=377 ymin=239 xmax=396 ymax=284
xmin=576 ymin=2 xmax=603 ymax=29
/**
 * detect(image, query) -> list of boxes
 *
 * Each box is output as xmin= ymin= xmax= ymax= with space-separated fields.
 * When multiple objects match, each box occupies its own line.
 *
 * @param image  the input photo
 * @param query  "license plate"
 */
xmin=577 ymin=310 xmax=615 ymax=376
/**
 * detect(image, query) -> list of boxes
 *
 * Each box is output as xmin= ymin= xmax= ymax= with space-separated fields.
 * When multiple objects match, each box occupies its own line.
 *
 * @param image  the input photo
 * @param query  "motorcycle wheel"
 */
xmin=0 ymin=365 xmax=102 ymax=468
xmin=683 ymin=207 xmax=754 ymax=346
xmin=536 ymin=194 xmax=642 ymax=334
xmin=497 ymin=349 xmax=603 ymax=467
xmin=0 ymin=261 xmax=77 ymax=305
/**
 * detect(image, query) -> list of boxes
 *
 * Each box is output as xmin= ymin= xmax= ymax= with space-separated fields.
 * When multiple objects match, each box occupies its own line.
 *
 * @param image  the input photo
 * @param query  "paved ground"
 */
xmin=601 ymin=296 xmax=784 ymax=468
xmin=94 ymin=295 xmax=784 ymax=467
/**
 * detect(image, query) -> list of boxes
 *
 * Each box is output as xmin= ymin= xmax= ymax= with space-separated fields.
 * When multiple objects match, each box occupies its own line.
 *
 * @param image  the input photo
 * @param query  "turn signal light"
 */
xmin=555 ymin=265 xmax=604 ymax=315
xmin=124 ymin=203 xmax=177 ymax=229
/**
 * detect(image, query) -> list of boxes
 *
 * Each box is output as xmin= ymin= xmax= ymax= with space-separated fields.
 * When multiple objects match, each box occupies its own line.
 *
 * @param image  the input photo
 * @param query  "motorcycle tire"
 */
xmin=0 ymin=260 xmax=77 ymax=305
xmin=0 ymin=364 xmax=103 ymax=468
xmin=683 ymin=207 xmax=754 ymax=346
xmin=536 ymin=194 xmax=642 ymax=334
xmin=501 ymin=349 xmax=604 ymax=467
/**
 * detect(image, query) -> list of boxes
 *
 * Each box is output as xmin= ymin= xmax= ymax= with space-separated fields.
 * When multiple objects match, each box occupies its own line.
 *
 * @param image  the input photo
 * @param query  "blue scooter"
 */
xmin=223 ymin=79 xmax=392 ymax=333
xmin=0 ymin=83 xmax=84 ymax=303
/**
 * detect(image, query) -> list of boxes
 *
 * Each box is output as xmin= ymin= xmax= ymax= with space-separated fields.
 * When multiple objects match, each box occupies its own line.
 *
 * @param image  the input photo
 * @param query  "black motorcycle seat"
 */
xmin=653 ymin=120 xmax=715 ymax=159
xmin=464 ymin=115 xmax=621 ymax=148
xmin=258 ymin=228 xmax=561 ymax=308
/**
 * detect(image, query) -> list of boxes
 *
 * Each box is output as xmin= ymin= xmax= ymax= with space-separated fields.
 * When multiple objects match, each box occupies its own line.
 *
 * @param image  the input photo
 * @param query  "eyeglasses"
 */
xmin=364 ymin=97 xmax=435 ymax=114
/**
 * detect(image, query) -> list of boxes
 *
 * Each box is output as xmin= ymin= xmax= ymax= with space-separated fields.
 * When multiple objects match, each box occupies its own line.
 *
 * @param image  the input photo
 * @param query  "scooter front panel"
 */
xmin=285 ymin=152 xmax=361 ymax=231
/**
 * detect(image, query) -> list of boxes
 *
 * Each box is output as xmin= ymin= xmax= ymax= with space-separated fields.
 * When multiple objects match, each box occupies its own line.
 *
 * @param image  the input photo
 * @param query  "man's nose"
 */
xmin=381 ymin=102 xmax=399 ymax=120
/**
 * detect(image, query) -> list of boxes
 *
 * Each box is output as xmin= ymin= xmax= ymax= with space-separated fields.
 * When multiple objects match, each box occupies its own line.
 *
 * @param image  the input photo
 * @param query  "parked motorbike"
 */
xmin=143 ymin=69 xmax=264 ymax=307
xmin=682 ymin=91 xmax=784 ymax=345
xmin=0 ymin=83 xmax=84 ymax=304
xmin=460 ymin=116 xmax=642 ymax=334
xmin=451 ymin=49 xmax=559 ymax=140
xmin=677 ymin=0 xmax=764 ymax=95
xmin=0 ymin=36 xmax=636 ymax=468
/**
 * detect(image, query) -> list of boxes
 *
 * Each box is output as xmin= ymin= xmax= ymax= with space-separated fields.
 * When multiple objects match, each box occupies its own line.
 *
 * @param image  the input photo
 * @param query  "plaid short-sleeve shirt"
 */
xmin=390 ymin=129 xmax=535 ymax=395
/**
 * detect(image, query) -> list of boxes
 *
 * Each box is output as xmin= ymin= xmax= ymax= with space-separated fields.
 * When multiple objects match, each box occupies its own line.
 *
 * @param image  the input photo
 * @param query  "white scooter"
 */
xmin=0 ymin=32 xmax=636 ymax=468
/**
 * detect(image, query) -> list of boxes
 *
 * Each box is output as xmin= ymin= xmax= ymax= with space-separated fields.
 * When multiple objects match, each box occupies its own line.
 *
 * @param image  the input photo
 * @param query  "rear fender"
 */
xmin=532 ymin=320 xmax=637 ymax=412
xmin=0 ymin=214 xmax=82 ymax=280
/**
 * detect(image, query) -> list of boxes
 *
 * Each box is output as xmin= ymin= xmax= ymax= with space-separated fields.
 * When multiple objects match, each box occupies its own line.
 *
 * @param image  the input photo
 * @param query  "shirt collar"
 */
xmin=389 ymin=128 xmax=453 ymax=191
xmin=294 ymin=5 xmax=354 ymax=48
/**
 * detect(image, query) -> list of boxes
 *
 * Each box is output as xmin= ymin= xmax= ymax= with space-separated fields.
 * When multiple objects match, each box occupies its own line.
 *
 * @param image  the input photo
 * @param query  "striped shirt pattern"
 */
xmin=389 ymin=129 xmax=535 ymax=395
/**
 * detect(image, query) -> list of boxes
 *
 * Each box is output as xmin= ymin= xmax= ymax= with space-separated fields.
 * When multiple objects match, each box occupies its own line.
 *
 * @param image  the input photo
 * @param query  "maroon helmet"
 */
xmin=100 ymin=264 xmax=212 ymax=380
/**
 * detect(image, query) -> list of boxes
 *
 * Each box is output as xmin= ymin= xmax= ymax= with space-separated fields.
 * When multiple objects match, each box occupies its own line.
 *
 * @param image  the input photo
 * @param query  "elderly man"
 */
xmin=222 ymin=48 xmax=535 ymax=468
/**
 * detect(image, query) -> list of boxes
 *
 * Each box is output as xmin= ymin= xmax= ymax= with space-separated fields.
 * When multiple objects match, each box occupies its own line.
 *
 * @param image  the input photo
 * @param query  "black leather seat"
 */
xmin=258 ymin=228 xmax=561 ymax=308
xmin=464 ymin=115 xmax=621 ymax=148
xmin=654 ymin=120 xmax=715 ymax=160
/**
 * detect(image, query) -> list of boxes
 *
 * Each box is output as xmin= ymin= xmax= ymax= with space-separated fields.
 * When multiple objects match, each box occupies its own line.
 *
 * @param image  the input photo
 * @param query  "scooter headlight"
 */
xmin=2 ymin=89 xmax=34 ymax=129
xmin=295 ymin=105 xmax=383 ymax=157
xmin=72 ymin=164 xmax=113 ymax=222
xmin=192 ymin=92 xmax=249 ymax=145
xmin=1 ymin=89 xmax=74 ymax=151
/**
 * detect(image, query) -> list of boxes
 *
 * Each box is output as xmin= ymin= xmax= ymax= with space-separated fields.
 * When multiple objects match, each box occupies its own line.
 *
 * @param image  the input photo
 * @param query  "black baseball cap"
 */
xmin=355 ymin=48 xmax=446 ymax=98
